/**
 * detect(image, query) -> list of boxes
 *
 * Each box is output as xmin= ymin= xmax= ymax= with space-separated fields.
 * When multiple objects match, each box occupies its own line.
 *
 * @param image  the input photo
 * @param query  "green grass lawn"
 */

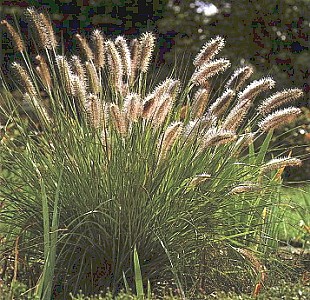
xmin=277 ymin=184 xmax=310 ymax=248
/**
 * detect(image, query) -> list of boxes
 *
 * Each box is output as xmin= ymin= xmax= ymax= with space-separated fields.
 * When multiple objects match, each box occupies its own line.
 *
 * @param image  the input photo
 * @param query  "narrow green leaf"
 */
xmin=134 ymin=246 xmax=144 ymax=298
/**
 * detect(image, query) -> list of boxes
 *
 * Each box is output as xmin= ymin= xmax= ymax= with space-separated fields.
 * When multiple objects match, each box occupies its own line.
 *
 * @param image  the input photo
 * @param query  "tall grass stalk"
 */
xmin=0 ymin=9 xmax=306 ymax=298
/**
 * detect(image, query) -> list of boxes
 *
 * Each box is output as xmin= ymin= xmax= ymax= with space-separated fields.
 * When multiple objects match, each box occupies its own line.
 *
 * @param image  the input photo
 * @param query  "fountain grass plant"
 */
xmin=0 ymin=8 xmax=305 ymax=299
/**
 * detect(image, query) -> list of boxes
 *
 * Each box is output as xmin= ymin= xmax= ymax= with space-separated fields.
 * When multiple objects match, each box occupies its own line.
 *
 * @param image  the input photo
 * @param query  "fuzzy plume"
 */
xmin=75 ymin=34 xmax=94 ymax=61
xmin=152 ymin=78 xmax=181 ymax=101
xmin=202 ymin=128 xmax=237 ymax=148
xmin=91 ymin=29 xmax=105 ymax=68
xmin=85 ymin=93 xmax=104 ymax=128
xmin=191 ymin=87 xmax=211 ymax=118
xmin=115 ymin=36 xmax=131 ymax=79
xmin=238 ymin=77 xmax=275 ymax=103
xmin=225 ymin=66 xmax=254 ymax=91
xmin=56 ymin=55 xmax=75 ymax=96
xmin=191 ymin=58 xmax=231 ymax=86
xmin=35 ymin=55 xmax=52 ymax=89
xmin=39 ymin=12 xmax=57 ymax=49
xmin=73 ymin=76 xmax=87 ymax=105
xmin=130 ymin=38 xmax=141 ymax=82
xmin=25 ymin=8 xmax=55 ymax=49
xmin=261 ymin=157 xmax=302 ymax=174
xmin=208 ymin=89 xmax=235 ymax=118
xmin=123 ymin=93 xmax=142 ymax=122
xmin=222 ymin=99 xmax=252 ymax=131
xmin=12 ymin=62 xmax=37 ymax=96
xmin=152 ymin=94 xmax=174 ymax=127
xmin=159 ymin=121 xmax=183 ymax=161
xmin=71 ymin=55 xmax=86 ymax=82
xmin=110 ymin=103 xmax=128 ymax=136
xmin=257 ymin=88 xmax=304 ymax=116
xmin=1 ymin=20 xmax=25 ymax=52
xmin=85 ymin=62 xmax=100 ymax=94
xmin=105 ymin=40 xmax=124 ymax=90
xmin=139 ymin=32 xmax=156 ymax=73
xmin=142 ymin=93 xmax=157 ymax=119
xmin=229 ymin=182 xmax=261 ymax=195
xmin=193 ymin=36 xmax=225 ymax=67
xmin=258 ymin=107 xmax=302 ymax=132
xmin=189 ymin=173 xmax=211 ymax=186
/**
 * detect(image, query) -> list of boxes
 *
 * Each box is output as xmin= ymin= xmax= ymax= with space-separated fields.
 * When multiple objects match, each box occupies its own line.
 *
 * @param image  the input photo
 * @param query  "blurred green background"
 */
xmin=0 ymin=0 xmax=309 ymax=181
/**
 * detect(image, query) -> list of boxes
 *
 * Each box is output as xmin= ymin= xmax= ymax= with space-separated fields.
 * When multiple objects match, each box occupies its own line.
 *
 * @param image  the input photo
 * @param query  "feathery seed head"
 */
xmin=75 ymin=34 xmax=94 ymax=61
xmin=12 ymin=62 xmax=37 ymax=96
xmin=85 ymin=62 xmax=100 ymax=94
xmin=152 ymin=94 xmax=174 ymax=127
xmin=85 ymin=93 xmax=104 ymax=129
xmin=193 ymin=36 xmax=225 ymax=67
xmin=35 ymin=55 xmax=52 ymax=89
xmin=225 ymin=66 xmax=254 ymax=91
xmin=159 ymin=121 xmax=183 ymax=161
xmin=39 ymin=12 xmax=57 ymax=48
xmin=56 ymin=55 xmax=76 ymax=96
xmin=123 ymin=93 xmax=142 ymax=122
xmin=153 ymin=78 xmax=181 ymax=100
xmin=71 ymin=55 xmax=86 ymax=83
xmin=258 ymin=107 xmax=302 ymax=132
xmin=25 ymin=8 xmax=54 ymax=49
xmin=115 ymin=36 xmax=132 ymax=79
xmin=139 ymin=32 xmax=156 ymax=73
xmin=191 ymin=87 xmax=211 ymax=118
xmin=73 ymin=75 xmax=87 ymax=105
xmin=191 ymin=58 xmax=231 ymax=86
xmin=238 ymin=77 xmax=275 ymax=102
xmin=105 ymin=40 xmax=124 ymax=90
xmin=189 ymin=173 xmax=211 ymax=186
xmin=142 ymin=93 xmax=157 ymax=119
xmin=208 ymin=89 xmax=235 ymax=117
xmin=110 ymin=103 xmax=128 ymax=136
xmin=1 ymin=20 xmax=25 ymax=52
xmin=222 ymin=98 xmax=252 ymax=131
xmin=91 ymin=29 xmax=105 ymax=68
xmin=229 ymin=182 xmax=261 ymax=195
xmin=257 ymin=88 xmax=304 ymax=116
xmin=130 ymin=38 xmax=141 ymax=82
xmin=261 ymin=157 xmax=302 ymax=174
xmin=202 ymin=128 xmax=237 ymax=148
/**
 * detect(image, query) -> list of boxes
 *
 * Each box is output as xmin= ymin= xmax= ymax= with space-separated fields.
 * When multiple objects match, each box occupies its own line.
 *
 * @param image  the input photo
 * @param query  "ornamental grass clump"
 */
xmin=0 ymin=9 xmax=305 ymax=298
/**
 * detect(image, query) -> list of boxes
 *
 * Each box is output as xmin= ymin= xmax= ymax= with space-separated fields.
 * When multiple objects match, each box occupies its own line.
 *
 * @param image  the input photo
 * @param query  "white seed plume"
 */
xmin=189 ymin=173 xmax=211 ymax=186
xmin=228 ymin=182 xmax=261 ymax=195
xmin=12 ymin=62 xmax=37 ymax=96
xmin=202 ymin=128 xmax=237 ymax=148
xmin=191 ymin=87 xmax=210 ymax=118
xmin=193 ymin=36 xmax=225 ymax=67
xmin=91 ymin=29 xmax=105 ymax=68
xmin=158 ymin=121 xmax=183 ymax=161
xmin=261 ymin=157 xmax=302 ymax=174
xmin=123 ymin=93 xmax=142 ymax=122
xmin=257 ymin=88 xmax=304 ymax=116
xmin=238 ymin=77 xmax=275 ymax=102
xmin=139 ymin=32 xmax=155 ymax=73
xmin=258 ymin=107 xmax=302 ymax=132
xmin=191 ymin=58 xmax=231 ymax=86
xmin=115 ymin=36 xmax=132 ymax=79
xmin=208 ymin=89 xmax=235 ymax=117
xmin=225 ymin=66 xmax=254 ymax=91
xmin=222 ymin=99 xmax=252 ymax=131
